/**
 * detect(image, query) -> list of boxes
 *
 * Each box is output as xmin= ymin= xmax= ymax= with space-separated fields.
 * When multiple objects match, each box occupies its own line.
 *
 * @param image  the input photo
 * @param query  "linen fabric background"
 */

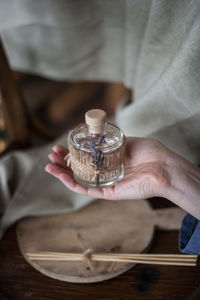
xmin=0 ymin=0 xmax=200 ymax=237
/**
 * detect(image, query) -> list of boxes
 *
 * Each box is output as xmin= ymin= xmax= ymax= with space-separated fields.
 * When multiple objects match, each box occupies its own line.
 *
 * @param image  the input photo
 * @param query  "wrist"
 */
xmin=160 ymin=151 xmax=200 ymax=219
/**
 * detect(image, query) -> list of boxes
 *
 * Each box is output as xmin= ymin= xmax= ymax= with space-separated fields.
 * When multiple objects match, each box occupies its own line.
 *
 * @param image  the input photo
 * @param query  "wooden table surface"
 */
xmin=0 ymin=199 xmax=200 ymax=300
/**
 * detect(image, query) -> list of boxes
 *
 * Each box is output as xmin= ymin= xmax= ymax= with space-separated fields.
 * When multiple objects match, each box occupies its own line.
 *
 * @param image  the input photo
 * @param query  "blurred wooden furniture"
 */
xmin=0 ymin=37 xmax=131 ymax=156
xmin=0 ymin=37 xmax=30 ymax=151
xmin=0 ymin=36 xmax=131 ymax=157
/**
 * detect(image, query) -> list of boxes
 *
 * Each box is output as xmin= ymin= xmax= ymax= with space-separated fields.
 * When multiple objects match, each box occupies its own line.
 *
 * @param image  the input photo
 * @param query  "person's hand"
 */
xmin=46 ymin=136 xmax=200 ymax=219
xmin=45 ymin=137 xmax=172 ymax=200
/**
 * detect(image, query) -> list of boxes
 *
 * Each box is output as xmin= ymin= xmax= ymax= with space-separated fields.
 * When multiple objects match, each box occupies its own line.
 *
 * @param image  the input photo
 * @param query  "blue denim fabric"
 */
xmin=179 ymin=214 xmax=200 ymax=254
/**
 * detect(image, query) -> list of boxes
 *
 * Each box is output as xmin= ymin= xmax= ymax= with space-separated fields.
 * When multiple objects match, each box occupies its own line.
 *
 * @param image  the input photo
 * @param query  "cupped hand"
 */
xmin=45 ymin=137 xmax=172 ymax=200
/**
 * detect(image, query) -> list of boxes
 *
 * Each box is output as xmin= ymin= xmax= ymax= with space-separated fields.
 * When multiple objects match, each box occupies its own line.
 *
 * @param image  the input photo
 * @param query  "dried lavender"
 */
xmin=91 ymin=149 xmax=104 ymax=169
xmin=98 ymin=135 xmax=105 ymax=144
xmin=88 ymin=135 xmax=106 ymax=171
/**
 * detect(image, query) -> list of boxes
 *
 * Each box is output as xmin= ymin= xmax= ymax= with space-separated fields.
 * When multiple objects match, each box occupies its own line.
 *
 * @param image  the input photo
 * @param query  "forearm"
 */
xmin=163 ymin=152 xmax=200 ymax=220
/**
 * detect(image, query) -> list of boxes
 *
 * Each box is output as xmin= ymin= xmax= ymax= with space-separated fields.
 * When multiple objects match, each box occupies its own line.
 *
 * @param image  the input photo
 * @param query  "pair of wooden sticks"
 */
xmin=26 ymin=251 xmax=198 ymax=267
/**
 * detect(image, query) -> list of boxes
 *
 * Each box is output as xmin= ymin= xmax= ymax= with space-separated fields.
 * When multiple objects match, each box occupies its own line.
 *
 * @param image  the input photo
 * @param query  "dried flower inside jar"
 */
xmin=66 ymin=109 xmax=126 ymax=188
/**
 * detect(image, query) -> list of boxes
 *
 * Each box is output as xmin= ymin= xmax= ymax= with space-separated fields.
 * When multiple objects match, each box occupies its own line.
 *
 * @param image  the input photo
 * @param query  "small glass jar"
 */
xmin=66 ymin=109 xmax=126 ymax=188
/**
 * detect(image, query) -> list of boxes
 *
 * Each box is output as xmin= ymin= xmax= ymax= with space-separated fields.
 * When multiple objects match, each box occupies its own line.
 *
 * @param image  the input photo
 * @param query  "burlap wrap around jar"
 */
xmin=66 ymin=135 xmax=126 ymax=185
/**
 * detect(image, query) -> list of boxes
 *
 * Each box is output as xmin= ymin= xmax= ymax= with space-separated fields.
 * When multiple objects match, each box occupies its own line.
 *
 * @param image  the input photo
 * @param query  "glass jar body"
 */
xmin=67 ymin=123 xmax=125 ymax=188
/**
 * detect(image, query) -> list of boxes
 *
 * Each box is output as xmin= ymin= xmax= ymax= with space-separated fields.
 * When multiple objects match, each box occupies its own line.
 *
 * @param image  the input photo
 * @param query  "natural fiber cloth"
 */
xmin=0 ymin=138 xmax=95 ymax=238
xmin=0 ymin=0 xmax=200 ymax=237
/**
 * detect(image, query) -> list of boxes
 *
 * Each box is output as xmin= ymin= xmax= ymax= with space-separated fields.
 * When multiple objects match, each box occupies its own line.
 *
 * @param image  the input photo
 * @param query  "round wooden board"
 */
xmin=16 ymin=199 xmax=176 ymax=283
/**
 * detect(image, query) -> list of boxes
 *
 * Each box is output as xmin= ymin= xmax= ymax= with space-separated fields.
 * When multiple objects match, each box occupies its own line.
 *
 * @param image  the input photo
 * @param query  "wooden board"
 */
xmin=16 ymin=199 xmax=185 ymax=283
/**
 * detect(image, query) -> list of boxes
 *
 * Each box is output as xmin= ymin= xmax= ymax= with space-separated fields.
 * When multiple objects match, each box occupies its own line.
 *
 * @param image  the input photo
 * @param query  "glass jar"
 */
xmin=66 ymin=109 xmax=126 ymax=188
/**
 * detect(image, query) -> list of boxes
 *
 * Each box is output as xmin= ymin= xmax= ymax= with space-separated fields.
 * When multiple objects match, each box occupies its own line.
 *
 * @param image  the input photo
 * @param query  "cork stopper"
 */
xmin=85 ymin=109 xmax=107 ymax=134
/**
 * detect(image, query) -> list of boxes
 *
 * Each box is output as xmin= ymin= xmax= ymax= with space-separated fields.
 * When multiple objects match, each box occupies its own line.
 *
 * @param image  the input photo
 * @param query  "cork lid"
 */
xmin=85 ymin=109 xmax=107 ymax=134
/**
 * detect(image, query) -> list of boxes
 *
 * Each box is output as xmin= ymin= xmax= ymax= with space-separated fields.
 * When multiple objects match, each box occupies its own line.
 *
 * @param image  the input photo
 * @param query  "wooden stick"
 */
xmin=26 ymin=255 xmax=197 ymax=263
xmin=26 ymin=251 xmax=198 ymax=267
xmin=26 ymin=252 xmax=197 ymax=260
xmin=26 ymin=254 xmax=197 ymax=263
xmin=26 ymin=251 xmax=197 ymax=258
xmin=25 ymin=256 xmax=196 ymax=266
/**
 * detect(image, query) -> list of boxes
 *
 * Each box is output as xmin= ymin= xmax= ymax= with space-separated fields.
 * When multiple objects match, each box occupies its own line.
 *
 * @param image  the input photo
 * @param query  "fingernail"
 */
xmin=45 ymin=165 xmax=50 ymax=172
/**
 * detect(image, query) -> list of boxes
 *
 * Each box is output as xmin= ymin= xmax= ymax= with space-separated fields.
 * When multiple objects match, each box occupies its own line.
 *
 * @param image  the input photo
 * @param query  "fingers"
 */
xmin=45 ymin=163 xmax=89 ymax=195
xmin=46 ymin=145 xmax=118 ymax=200
xmin=48 ymin=145 xmax=69 ymax=168
xmin=52 ymin=145 xmax=69 ymax=157
xmin=59 ymin=174 xmax=104 ymax=198
xmin=59 ymin=173 xmax=89 ymax=196
xmin=45 ymin=163 xmax=72 ymax=179
xmin=48 ymin=151 xmax=67 ymax=168
xmin=45 ymin=155 xmax=104 ymax=199
xmin=46 ymin=161 xmax=120 ymax=200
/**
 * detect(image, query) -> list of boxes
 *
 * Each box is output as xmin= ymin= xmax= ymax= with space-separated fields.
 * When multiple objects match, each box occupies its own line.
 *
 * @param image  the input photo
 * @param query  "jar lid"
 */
xmin=85 ymin=109 xmax=107 ymax=134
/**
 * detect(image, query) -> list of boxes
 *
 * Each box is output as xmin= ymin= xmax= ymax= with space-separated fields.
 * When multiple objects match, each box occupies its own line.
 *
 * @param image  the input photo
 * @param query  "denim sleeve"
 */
xmin=179 ymin=213 xmax=200 ymax=254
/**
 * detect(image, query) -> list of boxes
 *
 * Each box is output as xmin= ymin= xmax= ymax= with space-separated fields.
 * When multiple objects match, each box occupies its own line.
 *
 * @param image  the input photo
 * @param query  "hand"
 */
xmin=45 ymin=137 xmax=172 ymax=200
